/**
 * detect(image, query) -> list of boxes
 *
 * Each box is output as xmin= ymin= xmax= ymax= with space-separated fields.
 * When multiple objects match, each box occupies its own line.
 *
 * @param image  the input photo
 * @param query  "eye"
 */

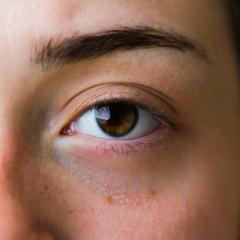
xmin=62 ymin=102 xmax=165 ymax=140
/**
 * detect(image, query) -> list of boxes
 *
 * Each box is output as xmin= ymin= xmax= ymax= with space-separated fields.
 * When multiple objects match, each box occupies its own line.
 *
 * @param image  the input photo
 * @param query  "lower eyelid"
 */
xmin=57 ymin=122 xmax=171 ymax=159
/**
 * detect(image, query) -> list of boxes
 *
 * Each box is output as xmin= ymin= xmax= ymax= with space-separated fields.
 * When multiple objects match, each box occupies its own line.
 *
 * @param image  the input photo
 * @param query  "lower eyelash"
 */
xmin=97 ymin=136 xmax=164 ymax=157
xmin=61 ymin=123 xmax=172 ymax=159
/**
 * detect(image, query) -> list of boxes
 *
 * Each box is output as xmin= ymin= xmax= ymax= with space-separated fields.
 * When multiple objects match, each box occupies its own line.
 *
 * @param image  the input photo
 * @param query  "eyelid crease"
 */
xmin=59 ymin=82 xmax=178 ymax=114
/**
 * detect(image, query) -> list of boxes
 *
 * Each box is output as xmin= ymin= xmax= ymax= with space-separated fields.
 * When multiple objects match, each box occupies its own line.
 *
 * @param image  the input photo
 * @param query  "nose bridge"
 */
xmin=0 ymin=143 xmax=28 ymax=239
xmin=0 ymin=127 xmax=54 ymax=239
xmin=0 ymin=180 xmax=28 ymax=239
xmin=0 ymin=130 xmax=31 ymax=238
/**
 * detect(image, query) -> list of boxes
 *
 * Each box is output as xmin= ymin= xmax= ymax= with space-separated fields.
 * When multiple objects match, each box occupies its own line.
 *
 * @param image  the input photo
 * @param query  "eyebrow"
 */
xmin=34 ymin=26 xmax=209 ymax=71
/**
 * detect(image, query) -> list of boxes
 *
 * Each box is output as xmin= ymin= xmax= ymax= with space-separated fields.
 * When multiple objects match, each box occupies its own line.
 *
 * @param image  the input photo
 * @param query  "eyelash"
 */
xmin=59 ymin=95 xmax=177 ymax=156
xmin=61 ymin=96 xmax=176 ymax=133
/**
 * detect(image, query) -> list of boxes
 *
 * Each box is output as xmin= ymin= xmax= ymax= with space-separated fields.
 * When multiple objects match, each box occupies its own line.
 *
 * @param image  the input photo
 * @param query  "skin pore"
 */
xmin=0 ymin=0 xmax=239 ymax=239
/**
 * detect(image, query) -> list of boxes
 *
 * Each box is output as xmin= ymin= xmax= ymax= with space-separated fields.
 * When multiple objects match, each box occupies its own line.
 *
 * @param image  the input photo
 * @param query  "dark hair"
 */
xmin=228 ymin=0 xmax=240 ymax=59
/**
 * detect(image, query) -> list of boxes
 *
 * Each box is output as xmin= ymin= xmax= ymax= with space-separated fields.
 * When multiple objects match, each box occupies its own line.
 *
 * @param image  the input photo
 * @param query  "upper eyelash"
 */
xmin=58 ymin=90 xmax=180 ymax=138
xmin=86 ymin=97 xmax=177 ymax=130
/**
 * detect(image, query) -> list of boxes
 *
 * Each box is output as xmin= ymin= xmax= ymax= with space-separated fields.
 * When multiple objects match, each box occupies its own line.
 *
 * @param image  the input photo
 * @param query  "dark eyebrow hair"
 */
xmin=34 ymin=26 xmax=209 ymax=71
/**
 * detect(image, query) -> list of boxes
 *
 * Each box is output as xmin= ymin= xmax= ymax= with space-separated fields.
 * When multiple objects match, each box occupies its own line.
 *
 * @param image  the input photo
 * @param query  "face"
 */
xmin=0 ymin=0 xmax=239 ymax=239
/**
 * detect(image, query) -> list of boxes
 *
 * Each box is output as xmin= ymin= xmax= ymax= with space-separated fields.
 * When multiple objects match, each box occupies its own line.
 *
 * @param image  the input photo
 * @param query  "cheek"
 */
xmin=80 ymin=183 xmax=238 ymax=240
xmin=21 ymin=156 xmax=239 ymax=240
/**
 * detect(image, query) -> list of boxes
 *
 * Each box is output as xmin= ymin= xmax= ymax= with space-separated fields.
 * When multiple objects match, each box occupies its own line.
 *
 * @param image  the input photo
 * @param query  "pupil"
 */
xmin=95 ymin=103 xmax=139 ymax=137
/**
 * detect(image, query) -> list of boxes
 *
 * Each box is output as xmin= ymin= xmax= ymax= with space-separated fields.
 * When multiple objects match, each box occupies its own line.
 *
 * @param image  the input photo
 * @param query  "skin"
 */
xmin=0 ymin=0 xmax=239 ymax=239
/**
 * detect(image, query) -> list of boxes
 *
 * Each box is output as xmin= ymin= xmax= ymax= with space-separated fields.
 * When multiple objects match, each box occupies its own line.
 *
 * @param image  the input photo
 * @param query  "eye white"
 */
xmin=71 ymin=106 xmax=160 ymax=140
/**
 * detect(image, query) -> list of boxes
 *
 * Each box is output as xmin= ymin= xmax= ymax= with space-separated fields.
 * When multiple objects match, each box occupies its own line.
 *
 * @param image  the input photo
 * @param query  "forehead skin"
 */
xmin=0 ymin=0 xmax=237 ymax=91
xmin=0 ymin=0 xmax=233 ymax=66
xmin=0 ymin=0 xmax=239 ymax=240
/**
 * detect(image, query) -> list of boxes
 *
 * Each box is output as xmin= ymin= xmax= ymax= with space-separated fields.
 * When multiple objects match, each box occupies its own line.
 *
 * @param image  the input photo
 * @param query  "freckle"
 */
xmin=150 ymin=190 xmax=156 ymax=197
xmin=106 ymin=195 xmax=114 ymax=205
xmin=68 ymin=209 xmax=75 ymax=214
xmin=44 ymin=185 xmax=49 ymax=191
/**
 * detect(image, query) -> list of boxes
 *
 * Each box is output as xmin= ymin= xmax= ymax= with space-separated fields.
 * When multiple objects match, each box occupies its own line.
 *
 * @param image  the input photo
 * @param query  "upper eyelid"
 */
xmin=59 ymin=82 xmax=178 ymax=114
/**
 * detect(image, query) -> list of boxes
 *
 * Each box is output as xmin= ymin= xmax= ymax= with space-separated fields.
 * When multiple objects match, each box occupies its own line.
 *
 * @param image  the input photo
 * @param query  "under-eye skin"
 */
xmin=55 ymin=83 xmax=179 ymax=157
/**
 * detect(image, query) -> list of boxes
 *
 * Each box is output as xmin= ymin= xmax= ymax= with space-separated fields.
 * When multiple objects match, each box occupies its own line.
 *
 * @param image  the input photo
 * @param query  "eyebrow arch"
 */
xmin=34 ymin=26 xmax=209 ymax=71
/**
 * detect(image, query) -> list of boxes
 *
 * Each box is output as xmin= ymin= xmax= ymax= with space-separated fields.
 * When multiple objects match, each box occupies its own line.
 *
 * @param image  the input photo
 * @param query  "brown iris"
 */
xmin=95 ymin=103 xmax=139 ymax=137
